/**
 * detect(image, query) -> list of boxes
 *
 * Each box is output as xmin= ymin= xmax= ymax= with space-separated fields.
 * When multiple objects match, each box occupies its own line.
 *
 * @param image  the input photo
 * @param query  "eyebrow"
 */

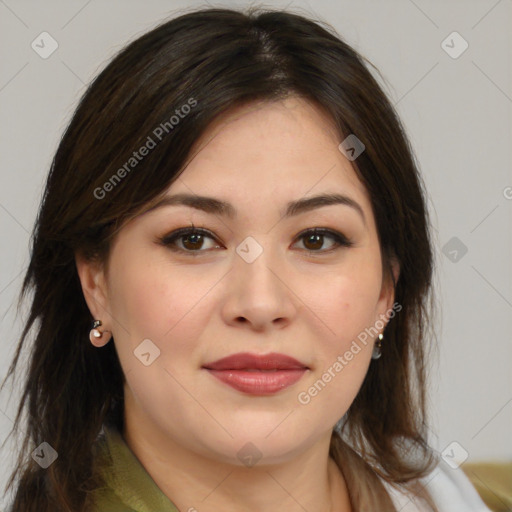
xmin=146 ymin=192 xmax=366 ymax=225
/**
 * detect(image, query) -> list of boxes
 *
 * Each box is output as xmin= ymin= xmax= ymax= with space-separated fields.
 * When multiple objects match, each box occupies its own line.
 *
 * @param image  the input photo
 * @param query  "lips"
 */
xmin=202 ymin=352 xmax=308 ymax=371
xmin=202 ymin=352 xmax=309 ymax=395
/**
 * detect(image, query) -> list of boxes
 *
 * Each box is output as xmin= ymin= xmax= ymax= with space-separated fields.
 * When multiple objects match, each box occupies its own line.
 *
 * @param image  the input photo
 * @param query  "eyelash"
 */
xmin=158 ymin=224 xmax=354 ymax=256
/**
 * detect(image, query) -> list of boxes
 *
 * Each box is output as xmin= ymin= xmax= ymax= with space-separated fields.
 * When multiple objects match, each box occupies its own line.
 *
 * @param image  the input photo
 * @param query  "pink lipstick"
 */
xmin=202 ymin=352 xmax=308 ymax=395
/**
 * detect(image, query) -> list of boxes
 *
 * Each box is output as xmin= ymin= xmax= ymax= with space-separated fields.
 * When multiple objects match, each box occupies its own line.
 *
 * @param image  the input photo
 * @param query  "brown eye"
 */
xmin=181 ymin=232 xmax=207 ymax=251
xmin=159 ymin=226 xmax=353 ymax=256
xmin=302 ymin=232 xmax=324 ymax=251
xmin=294 ymin=228 xmax=354 ymax=253
xmin=160 ymin=227 xmax=222 ymax=254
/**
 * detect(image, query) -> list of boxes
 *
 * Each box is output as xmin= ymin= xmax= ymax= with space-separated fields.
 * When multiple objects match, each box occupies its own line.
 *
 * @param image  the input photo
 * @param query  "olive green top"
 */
xmin=91 ymin=424 xmax=179 ymax=512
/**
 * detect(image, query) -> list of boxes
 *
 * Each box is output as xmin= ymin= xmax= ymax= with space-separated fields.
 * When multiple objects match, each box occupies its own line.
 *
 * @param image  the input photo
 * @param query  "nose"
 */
xmin=220 ymin=239 xmax=298 ymax=332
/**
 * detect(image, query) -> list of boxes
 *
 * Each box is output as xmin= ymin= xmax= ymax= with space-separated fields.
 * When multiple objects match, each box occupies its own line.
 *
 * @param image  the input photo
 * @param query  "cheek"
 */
xmin=106 ymin=252 xmax=218 ymax=420
xmin=107 ymin=249 xmax=223 ymax=366
xmin=296 ymin=351 xmax=371 ymax=432
xmin=295 ymin=273 xmax=378 ymax=419
xmin=296 ymin=257 xmax=382 ymax=347
xmin=293 ymin=258 xmax=382 ymax=420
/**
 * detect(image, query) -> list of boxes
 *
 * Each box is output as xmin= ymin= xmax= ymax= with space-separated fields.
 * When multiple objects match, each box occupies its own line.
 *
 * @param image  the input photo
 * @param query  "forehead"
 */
xmin=180 ymin=98 xmax=366 ymax=194
xmin=172 ymin=98 xmax=370 ymax=207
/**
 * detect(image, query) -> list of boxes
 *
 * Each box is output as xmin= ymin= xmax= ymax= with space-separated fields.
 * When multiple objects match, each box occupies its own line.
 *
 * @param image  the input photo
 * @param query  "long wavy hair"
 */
xmin=2 ymin=6 xmax=440 ymax=511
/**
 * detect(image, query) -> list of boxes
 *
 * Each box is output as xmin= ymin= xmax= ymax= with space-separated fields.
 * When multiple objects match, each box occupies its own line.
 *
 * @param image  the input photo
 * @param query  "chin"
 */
xmin=198 ymin=426 xmax=316 ymax=468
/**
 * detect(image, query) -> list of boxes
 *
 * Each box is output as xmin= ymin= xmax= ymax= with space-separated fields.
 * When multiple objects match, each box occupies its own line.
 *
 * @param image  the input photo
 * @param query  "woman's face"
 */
xmin=79 ymin=97 xmax=398 ymax=465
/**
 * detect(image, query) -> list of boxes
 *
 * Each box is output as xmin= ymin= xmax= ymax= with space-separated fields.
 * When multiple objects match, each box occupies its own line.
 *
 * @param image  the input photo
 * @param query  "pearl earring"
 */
xmin=371 ymin=333 xmax=383 ymax=360
xmin=89 ymin=320 xmax=112 ymax=346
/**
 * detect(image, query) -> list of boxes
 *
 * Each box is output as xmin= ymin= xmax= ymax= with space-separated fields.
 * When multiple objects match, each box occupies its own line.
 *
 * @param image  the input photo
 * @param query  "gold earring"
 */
xmin=89 ymin=320 xmax=112 ymax=347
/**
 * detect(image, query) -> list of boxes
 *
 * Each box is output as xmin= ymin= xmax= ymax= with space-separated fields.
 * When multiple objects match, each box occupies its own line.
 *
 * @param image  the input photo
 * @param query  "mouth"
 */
xmin=202 ymin=352 xmax=309 ymax=395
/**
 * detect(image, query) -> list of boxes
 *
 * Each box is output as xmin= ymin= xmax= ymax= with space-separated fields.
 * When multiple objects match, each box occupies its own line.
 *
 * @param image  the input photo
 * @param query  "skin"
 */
xmin=76 ymin=96 xmax=399 ymax=512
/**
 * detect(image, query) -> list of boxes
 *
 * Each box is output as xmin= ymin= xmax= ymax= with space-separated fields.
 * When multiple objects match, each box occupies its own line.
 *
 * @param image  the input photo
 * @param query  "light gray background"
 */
xmin=1 ymin=0 xmax=511 ymax=507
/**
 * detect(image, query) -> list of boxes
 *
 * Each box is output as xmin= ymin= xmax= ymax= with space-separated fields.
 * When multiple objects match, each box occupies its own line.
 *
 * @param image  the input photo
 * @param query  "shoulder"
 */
xmin=381 ymin=456 xmax=493 ymax=512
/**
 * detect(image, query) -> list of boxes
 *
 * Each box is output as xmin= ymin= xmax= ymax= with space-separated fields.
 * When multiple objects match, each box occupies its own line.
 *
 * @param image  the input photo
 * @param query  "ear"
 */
xmin=75 ymin=250 xmax=111 ymax=325
xmin=377 ymin=256 xmax=401 ymax=320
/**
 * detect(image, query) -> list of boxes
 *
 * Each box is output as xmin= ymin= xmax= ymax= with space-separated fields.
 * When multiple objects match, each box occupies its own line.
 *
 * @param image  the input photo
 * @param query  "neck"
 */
xmin=122 ymin=411 xmax=353 ymax=512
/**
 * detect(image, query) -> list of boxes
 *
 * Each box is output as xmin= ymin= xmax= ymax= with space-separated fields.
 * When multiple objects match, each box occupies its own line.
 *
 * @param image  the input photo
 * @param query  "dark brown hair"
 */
xmin=2 ymin=6 xmax=440 ymax=511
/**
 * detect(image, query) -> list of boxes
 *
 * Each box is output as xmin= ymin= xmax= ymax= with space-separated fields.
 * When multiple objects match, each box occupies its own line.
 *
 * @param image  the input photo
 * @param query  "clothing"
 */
xmin=462 ymin=461 xmax=512 ymax=511
xmin=381 ymin=460 xmax=493 ymax=511
xmin=91 ymin=425 xmax=179 ymax=512
xmin=90 ymin=424 xmax=493 ymax=512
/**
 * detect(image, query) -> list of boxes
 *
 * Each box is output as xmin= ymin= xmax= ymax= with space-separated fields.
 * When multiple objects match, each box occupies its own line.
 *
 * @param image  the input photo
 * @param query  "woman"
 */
xmin=2 ymin=6 xmax=491 ymax=512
